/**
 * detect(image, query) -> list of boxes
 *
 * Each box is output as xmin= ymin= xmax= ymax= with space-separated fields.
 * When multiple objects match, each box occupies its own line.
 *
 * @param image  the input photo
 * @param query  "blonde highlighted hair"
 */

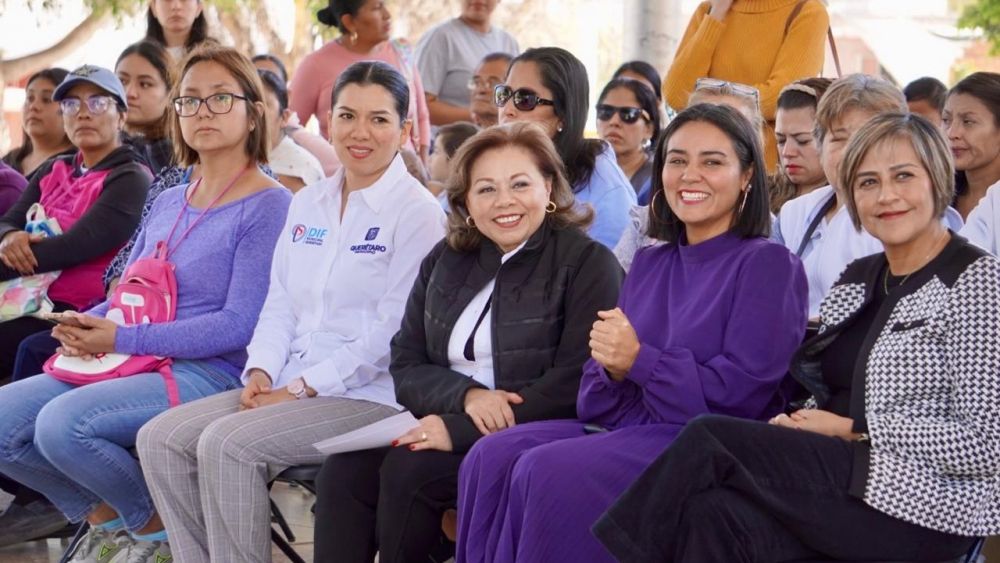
xmin=814 ymin=74 xmax=906 ymax=145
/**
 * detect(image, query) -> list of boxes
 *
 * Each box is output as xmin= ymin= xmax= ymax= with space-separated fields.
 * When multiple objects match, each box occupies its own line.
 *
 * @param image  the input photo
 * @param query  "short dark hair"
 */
xmin=3 ymin=68 xmax=71 ymax=172
xmin=117 ymin=41 xmax=174 ymax=140
xmin=330 ymin=61 xmax=410 ymax=124
xmin=612 ymin=60 xmax=663 ymax=102
xmin=145 ymin=4 xmax=208 ymax=50
xmin=509 ymin=47 xmax=603 ymax=191
xmin=436 ymin=121 xmax=479 ymax=158
xmin=598 ymin=77 xmax=661 ymax=149
xmin=252 ymin=54 xmax=289 ymax=83
xmin=480 ymin=52 xmax=514 ymax=68
xmin=317 ymin=0 xmax=365 ymax=34
xmin=647 ymin=103 xmax=771 ymax=242
xmin=904 ymin=76 xmax=948 ymax=112
xmin=258 ymin=70 xmax=289 ymax=112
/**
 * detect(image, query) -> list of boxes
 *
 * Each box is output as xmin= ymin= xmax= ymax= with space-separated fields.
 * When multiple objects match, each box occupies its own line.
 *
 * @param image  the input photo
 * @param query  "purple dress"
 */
xmin=454 ymin=232 xmax=808 ymax=563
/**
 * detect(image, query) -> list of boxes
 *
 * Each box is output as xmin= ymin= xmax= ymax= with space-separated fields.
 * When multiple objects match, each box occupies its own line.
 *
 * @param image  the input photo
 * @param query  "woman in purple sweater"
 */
xmin=0 ymin=46 xmax=290 ymax=563
xmin=454 ymin=104 xmax=809 ymax=563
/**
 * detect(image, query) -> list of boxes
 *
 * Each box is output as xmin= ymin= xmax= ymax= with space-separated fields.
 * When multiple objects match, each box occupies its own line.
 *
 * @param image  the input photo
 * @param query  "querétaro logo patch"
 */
xmin=365 ymin=227 xmax=380 ymax=241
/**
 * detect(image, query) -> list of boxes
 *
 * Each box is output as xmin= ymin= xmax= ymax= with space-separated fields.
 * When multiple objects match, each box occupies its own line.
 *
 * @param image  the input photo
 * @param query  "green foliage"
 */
xmin=959 ymin=0 xmax=1000 ymax=54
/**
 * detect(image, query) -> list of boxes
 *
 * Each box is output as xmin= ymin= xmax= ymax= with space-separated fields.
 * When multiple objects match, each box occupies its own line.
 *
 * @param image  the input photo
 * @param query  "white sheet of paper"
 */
xmin=312 ymin=410 xmax=419 ymax=455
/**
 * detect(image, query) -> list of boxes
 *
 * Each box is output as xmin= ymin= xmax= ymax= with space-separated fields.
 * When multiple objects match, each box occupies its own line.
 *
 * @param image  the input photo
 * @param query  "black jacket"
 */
xmin=390 ymin=223 xmax=624 ymax=452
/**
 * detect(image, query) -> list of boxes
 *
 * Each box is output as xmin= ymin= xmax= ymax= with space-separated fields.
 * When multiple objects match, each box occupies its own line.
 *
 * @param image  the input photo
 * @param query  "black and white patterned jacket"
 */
xmin=791 ymin=235 xmax=1000 ymax=537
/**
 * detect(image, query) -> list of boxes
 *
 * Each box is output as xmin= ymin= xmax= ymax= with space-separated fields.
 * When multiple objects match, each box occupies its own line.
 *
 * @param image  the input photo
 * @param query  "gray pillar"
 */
xmin=623 ymin=0 xmax=683 ymax=73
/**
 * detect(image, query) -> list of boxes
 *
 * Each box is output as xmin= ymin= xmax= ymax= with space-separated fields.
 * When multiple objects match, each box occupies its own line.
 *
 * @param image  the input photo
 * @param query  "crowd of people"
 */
xmin=0 ymin=0 xmax=997 ymax=562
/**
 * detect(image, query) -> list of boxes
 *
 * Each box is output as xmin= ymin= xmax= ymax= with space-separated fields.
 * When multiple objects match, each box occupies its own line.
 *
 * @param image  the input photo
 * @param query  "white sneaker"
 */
xmin=68 ymin=526 xmax=130 ymax=563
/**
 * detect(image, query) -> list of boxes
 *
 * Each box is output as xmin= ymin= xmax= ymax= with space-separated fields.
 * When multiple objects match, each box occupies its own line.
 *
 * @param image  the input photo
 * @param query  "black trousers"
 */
xmin=314 ymin=446 xmax=465 ymax=563
xmin=593 ymin=414 xmax=976 ymax=563
xmin=0 ymin=301 xmax=71 ymax=383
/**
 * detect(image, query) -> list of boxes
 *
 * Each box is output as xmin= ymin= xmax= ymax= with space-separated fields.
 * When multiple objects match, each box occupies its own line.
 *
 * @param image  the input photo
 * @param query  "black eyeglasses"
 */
xmin=494 ymin=84 xmax=555 ymax=111
xmin=596 ymin=104 xmax=650 ymax=124
xmin=173 ymin=93 xmax=249 ymax=117
xmin=59 ymin=95 xmax=117 ymax=117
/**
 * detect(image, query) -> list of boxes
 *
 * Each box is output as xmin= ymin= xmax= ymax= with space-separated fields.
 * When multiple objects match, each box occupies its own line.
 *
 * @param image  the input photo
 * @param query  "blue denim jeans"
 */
xmin=0 ymin=360 xmax=239 ymax=531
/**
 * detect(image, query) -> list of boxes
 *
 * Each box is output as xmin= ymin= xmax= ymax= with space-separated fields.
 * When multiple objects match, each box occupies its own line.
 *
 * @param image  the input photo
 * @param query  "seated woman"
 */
xmin=595 ymin=112 xmax=993 ymax=563
xmin=116 ymin=41 xmax=175 ymax=174
xmin=312 ymin=122 xmax=624 ymax=563
xmin=0 ymin=65 xmax=150 ymax=381
xmin=0 ymin=45 xmax=290 ymax=563
xmin=136 ymin=60 xmax=446 ymax=563
xmin=774 ymin=74 xmax=963 ymax=319
xmin=258 ymin=69 xmax=325 ymax=191
xmin=2 ymin=68 xmax=74 ymax=180
xmin=0 ymin=161 xmax=27 ymax=216
xmin=596 ymin=77 xmax=661 ymax=205
xmin=769 ymin=77 xmax=832 ymax=213
xmin=428 ymin=121 xmax=479 ymax=202
xmin=454 ymin=103 xmax=808 ymax=563
xmin=944 ymin=72 xmax=1000 ymax=219
xmin=498 ymin=47 xmax=636 ymax=249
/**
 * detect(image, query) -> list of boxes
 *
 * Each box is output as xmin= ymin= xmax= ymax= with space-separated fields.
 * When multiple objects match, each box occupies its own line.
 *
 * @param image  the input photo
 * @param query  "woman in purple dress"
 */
xmin=454 ymin=103 xmax=809 ymax=563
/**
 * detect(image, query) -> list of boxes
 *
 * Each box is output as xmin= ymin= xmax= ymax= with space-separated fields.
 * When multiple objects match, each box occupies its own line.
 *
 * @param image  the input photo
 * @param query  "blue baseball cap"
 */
xmin=53 ymin=65 xmax=128 ymax=110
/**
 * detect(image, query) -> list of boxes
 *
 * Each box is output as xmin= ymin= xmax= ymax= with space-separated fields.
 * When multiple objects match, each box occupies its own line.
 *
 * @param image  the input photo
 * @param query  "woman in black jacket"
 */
xmin=313 ymin=122 xmax=624 ymax=563
xmin=594 ymin=113 xmax=996 ymax=562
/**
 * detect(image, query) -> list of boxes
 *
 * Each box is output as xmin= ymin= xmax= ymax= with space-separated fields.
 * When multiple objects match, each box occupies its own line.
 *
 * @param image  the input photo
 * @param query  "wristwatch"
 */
xmin=287 ymin=377 xmax=309 ymax=399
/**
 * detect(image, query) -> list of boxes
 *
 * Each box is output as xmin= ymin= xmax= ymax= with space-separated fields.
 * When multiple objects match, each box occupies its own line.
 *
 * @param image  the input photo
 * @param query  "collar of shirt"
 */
xmin=320 ymin=152 xmax=408 ymax=213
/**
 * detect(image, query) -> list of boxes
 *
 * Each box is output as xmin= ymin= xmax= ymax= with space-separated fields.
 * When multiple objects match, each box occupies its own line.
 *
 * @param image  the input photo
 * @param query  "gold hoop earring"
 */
xmin=649 ymin=189 xmax=663 ymax=218
xmin=465 ymin=215 xmax=475 ymax=228
xmin=545 ymin=200 xmax=557 ymax=213
xmin=737 ymin=188 xmax=750 ymax=215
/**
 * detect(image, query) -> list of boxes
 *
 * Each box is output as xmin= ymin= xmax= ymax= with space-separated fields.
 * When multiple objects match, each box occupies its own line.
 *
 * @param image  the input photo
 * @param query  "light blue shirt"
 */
xmin=575 ymin=144 xmax=637 ymax=249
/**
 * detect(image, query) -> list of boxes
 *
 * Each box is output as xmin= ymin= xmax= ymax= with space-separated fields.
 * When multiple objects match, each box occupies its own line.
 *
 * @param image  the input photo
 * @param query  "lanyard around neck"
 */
xmin=162 ymin=165 xmax=250 ymax=259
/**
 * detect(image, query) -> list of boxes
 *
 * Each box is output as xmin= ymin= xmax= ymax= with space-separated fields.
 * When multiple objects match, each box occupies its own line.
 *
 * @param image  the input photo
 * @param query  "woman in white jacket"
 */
xmin=135 ymin=61 xmax=445 ymax=563
xmin=961 ymin=180 xmax=1000 ymax=255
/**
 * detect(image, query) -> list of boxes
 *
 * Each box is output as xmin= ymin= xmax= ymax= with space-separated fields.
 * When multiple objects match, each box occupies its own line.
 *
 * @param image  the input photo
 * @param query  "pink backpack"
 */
xmin=43 ymin=241 xmax=180 ymax=404
xmin=42 ymin=170 xmax=248 ymax=407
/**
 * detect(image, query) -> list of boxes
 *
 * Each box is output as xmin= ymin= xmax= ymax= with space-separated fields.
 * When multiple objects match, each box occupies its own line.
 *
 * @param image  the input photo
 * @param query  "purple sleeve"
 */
xmin=113 ymin=193 xmax=289 ymax=359
xmin=579 ymin=244 xmax=808 ymax=427
xmin=0 ymin=168 xmax=27 ymax=215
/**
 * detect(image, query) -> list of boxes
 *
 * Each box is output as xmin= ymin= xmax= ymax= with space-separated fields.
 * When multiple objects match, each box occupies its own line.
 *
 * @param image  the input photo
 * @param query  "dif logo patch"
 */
xmin=291 ymin=224 xmax=328 ymax=246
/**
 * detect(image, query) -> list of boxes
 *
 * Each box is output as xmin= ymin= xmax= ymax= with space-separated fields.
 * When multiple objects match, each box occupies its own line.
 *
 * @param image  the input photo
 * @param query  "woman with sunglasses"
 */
xmin=597 ymin=77 xmax=661 ymax=205
xmin=2 ymin=68 xmax=75 ymax=181
xmin=0 ymin=65 xmax=150 ymax=382
xmin=0 ymin=47 xmax=290 ymax=563
xmin=665 ymin=0 xmax=830 ymax=170
xmin=496 ymin=47 xmax=636 ymax=249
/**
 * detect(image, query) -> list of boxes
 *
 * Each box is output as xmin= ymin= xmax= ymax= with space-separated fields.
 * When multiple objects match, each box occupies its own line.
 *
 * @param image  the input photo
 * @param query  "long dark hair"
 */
xmin=612 ymin=60 xmax=663 ymax=102
xmin=145 ymin=3 xmax=209 ymax=50
xmin=116 ymin=41 xmax=174 ymax=140
xmin=2 ymin=68 xmax=71 ymax=173
xmin=648 ymin=103 xmax=771 ymax=242
xmin=510 ymin=47 xmax=603 ymax=191
xmin=948 ymin=72 xmax=1000 ymax=196
xmin=598 ymin=77 xmax=661 ymax=150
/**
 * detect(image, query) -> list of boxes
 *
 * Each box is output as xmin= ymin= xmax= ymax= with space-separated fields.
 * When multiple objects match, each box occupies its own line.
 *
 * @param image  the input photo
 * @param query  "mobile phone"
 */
xmin=38 ymin=312 xmax=88 ymax=328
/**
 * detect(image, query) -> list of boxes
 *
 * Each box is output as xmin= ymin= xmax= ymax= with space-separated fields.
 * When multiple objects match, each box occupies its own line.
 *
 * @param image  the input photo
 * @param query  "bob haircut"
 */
xmin=598 ymin=77 xmax=662 ymax=150
xmin=647 ymin=103 xmax=771 ymax=242
xmin=330 ymin=61 xmax=410 ymax=124
xmin=169 ymin=45 xmax=270 ymax=167
xmin=840 ymin=112 xmax=954 ymax=231
xmin=445 ymin=122 xmax=593 ymax=252
xmin=508 ymin=47 xmax=604 ymax=191
xmin=145 ymin=2 xmax=208 ymax=50
xmin=814 ymin=74 xmax=906 ymax=145
xmin=117 ymin=41 xmax=175 ymax=140
xmin=612 ymin=60 xmax=663 ymax=102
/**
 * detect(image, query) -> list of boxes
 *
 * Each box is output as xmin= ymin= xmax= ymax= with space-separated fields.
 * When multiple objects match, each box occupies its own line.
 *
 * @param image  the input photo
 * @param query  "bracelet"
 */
xmin=855 ymin=432 xmax=870 ymax=442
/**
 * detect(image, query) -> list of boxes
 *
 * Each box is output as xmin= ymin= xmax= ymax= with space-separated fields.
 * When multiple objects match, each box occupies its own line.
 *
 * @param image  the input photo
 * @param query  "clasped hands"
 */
xmin=770 ymin=409 xmax=862 ymax=441
xmin=239 ymin=368 xmax=297 ymax=410
xmin=50 ymin=313 xmax=118 ymax=360
xmin=0 ymin=230 xmax=42 ymax=275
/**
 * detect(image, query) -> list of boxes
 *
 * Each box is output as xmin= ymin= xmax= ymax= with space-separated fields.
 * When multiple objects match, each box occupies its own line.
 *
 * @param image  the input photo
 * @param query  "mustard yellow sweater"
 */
xmin=664 ymin=0 xmax=830 ymax=168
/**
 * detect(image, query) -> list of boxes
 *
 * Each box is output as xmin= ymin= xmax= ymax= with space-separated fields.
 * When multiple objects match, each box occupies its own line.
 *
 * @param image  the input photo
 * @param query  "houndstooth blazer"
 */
xmin=791 ymin=235 xmax=1000 ymax=537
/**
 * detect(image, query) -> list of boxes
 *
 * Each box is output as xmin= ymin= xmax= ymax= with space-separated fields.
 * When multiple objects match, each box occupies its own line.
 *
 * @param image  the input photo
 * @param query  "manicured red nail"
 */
xmin=391 ymin=440 xmax=399 ymax=447
xmin=409 ymin=445 xmax=416 ymax=451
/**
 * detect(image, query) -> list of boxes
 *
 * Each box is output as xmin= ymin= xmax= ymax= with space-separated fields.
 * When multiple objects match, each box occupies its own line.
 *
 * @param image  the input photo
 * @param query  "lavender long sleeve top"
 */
xmin=577 ymin=231 xmax=809 ymax=429
xmin=89 ymin=184 xmax=292 ymax=377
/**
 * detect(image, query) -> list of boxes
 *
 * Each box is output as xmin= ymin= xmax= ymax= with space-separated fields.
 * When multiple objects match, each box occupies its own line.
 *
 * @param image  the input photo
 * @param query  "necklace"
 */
xmin=882 ymin=230 xmax=947 ymax=295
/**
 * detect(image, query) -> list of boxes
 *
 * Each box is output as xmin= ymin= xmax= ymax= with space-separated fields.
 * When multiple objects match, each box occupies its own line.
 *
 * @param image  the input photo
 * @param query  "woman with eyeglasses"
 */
xmin=469 ymin=52 xmax=513 ymax=128
xmin=597 ymin=77 xmax=661 ymax=205
xmin=0 ymin=65 xmax=150 ymax=382
xmin=2 ymin=68 xmax=75 ymax=181
xmin=664 ymin=0 xmax=831 ymax=170
xmin=0 ymin=47 xmax=290 ymax=563
xmin=454 ymin=103 xmax=807 ymax=563
xmin=496 ymin=47 xmax=636 ymax=249
xmin=289 ymin=0 xmax=431 ymax=161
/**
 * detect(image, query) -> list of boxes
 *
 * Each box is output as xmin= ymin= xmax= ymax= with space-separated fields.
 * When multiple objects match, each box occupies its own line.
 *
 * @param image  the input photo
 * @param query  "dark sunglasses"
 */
xmin=494 ymin=84 xmax=555 ymax=111
xmin=596 ymin=104 xmax=650 ymax=124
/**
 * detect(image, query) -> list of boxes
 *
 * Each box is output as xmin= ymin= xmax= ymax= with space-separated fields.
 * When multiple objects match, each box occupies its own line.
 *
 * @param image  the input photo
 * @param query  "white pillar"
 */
xmin=623 ymin=0 xmax=683 ymax=73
